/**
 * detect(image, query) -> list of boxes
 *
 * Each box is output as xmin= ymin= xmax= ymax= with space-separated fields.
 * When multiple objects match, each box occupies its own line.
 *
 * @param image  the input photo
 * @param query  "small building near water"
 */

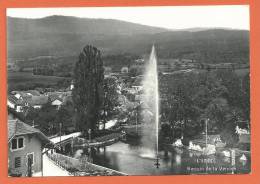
xmin=8 ymin=119 xmax=51 ymax=177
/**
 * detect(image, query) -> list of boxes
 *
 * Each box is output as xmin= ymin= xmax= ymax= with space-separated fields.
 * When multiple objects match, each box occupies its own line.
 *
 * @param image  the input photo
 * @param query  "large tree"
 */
xmin=72 ymin=45 xmax=104 ymax=135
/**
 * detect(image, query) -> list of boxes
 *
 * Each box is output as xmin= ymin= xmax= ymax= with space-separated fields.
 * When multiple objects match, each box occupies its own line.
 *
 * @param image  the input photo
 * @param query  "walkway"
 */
xmin=42 ymin=154 xmax=70 ymax=176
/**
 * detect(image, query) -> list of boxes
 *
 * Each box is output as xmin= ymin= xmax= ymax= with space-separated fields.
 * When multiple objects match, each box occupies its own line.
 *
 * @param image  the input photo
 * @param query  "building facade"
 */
xmin=8 ymin=119 xmax=50 ymax=177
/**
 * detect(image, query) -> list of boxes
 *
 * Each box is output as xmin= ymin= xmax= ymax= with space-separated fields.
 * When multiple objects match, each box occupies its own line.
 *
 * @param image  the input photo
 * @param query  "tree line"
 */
xmin=159 ymin=69 xmax=250 ymax=146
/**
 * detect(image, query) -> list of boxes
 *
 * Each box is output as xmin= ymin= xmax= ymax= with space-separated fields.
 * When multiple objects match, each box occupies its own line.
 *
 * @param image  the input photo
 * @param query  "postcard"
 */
xmin=1 ymin=2 xmax=259 ymax=184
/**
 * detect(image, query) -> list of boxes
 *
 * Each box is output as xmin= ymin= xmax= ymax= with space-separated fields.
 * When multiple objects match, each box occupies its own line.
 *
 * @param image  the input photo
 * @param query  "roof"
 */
xmin=12 ymin=91 xmax=30 ymax=98
xmin=25 ymin=90 xmax=41 ymax=96
xmin=8 ymin=95 xmax=25 ymax=106
xmin=26 ymin=96 xmax=49 ymax=106
xmin=49 ymin=94 xmax=63 ymax=102
xmin=8 ymin=119 xmax=50 ymax=144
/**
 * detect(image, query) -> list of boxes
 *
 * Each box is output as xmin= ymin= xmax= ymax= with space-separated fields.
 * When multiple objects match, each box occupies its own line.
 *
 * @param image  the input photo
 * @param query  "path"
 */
xmin=42 ymin=154 xmax=70 ymax=176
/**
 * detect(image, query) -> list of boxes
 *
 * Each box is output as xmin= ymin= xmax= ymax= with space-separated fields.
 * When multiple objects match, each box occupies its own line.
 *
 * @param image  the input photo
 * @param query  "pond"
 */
xmin=72 ymin=141 xmax=251 ymax=176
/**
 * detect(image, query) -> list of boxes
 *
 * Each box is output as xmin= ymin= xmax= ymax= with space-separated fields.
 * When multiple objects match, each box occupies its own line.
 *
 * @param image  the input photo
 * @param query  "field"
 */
xmin=8 ymin=71 xmax=69 ymax=91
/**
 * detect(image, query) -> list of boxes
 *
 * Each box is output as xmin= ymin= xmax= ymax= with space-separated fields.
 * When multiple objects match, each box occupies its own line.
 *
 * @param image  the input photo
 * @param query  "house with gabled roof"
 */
xmin=8 ymin=119 xmax=51 ymax=177
xmin=49 ymin=95 xmax=63 ymax=109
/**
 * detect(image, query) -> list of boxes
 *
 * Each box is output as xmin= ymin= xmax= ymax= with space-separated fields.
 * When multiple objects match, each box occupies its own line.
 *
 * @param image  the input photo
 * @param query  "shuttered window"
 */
xmin=14 ymin=157 xmax=21 ymax=168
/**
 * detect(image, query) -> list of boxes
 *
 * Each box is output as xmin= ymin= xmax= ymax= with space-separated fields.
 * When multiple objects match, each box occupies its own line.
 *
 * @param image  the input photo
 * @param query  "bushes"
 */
xmin=220 ymin=122 xmax=239 ymax=147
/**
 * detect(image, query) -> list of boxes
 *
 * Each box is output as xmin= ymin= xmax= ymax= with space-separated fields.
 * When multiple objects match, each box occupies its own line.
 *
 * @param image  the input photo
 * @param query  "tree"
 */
xmin=241 ymin=73 xmax=250 ymax=120
xmin=72 ymin=45 xmax=104 ymax=136
xmin=104 ymin=76 xmax=121 ymax=118
xmin=160 ymin=74 xmax=201 ymax=139
xmin=220 ymin=117 xmax=239 ymax=147
xmin=55 ymin=104 xmax=74 ymax=134
xmin=203 ymin=97 xmax=230 ymax=132
xmin=36 ymin=101 xmax=57 ymax=135
xmin=129 ymin=65 xmax=143 ymax=77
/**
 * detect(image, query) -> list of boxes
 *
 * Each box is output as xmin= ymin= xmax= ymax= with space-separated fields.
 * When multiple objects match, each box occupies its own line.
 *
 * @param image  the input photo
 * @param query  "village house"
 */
xmin=131 ymin=76 xmax=143 ymax=92
xmin=134 ymin=58 xmax=145 ymax=64
xmin=11 ymin=91 xmax=29 ymax=100
xmin=12 ymin=90 xmax=41 ymax=99
xmin=8 ymin=119 xmax=51 ymax=177
xmin=7 ymin=95 xmax=27 ymax=112
xmin=8 ymin=93 xmax=50 ymax=112
xmin=121 ymin=66 xmax=129 ymax=74
xmin=49 ymin=95 xmax=63 ymax=109
xmin=103 ymin=66 xmax=112 ymax=75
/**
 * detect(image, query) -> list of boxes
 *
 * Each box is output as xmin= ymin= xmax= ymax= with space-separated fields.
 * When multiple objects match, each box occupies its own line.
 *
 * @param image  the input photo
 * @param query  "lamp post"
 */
xmin=88 ymin=129 xmax=92 ymax=163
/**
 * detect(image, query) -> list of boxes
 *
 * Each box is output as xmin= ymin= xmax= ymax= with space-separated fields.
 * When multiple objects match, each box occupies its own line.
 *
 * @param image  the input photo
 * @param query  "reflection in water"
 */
xmin=175 ymin=155 xmax=182 ymax=166
xmin=71 ymin=141 xmax=250 ymax=175
xmin=240 ymin=160 xmax=247 ymax=166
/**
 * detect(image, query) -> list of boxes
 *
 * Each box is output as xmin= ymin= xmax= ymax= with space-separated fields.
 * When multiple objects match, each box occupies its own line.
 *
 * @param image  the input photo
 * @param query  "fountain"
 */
xmin=140 ymin=45 xmax=160 ymax=168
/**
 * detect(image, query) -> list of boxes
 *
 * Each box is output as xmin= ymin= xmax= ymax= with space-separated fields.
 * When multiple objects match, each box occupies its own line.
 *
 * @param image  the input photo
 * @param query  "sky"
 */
xmin=7 ymin=5 xmax=250 ymax=30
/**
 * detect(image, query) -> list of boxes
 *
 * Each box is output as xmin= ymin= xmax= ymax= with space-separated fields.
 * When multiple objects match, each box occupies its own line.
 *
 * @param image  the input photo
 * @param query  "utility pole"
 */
xmin=59 ymin=123 xmax=62 ymax=151
xmin=135 ymin=107 xmax=138 ymax=133
xmin=71 ymin=136 xmax=74 ymax=156
xmin=103 ymin=92 xmax=107 ymax=130
xmin=206 ymin=118 xmax=209 ymax=148
xmin=88 ymin=129 xmax=92 ymax=163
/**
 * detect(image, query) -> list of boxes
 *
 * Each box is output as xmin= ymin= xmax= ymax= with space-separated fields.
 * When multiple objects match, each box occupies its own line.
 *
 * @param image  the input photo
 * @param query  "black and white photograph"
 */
xmin=6 ymin=5 xmax=250 ymax=177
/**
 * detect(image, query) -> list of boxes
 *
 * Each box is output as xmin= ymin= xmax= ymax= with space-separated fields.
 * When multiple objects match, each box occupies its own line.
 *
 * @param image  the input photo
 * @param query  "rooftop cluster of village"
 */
xmin=8 ymin=86 xmax=73 ymax=113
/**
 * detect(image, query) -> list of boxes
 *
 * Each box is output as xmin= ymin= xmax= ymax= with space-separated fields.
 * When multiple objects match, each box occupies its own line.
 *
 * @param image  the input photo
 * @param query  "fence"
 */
xmin=46 ymin=151 xmax=127 ymax=176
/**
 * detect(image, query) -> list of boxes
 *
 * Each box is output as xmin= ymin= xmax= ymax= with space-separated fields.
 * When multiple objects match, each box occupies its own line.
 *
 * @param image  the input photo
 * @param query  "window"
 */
xmin=14 ymin=157 xmax=21 ymax=168
xmin=11 ymin=137 xmax=24 ymax=150
xmin=11 ymin=139 xmax=17 ymax=149
xmin=18 ymin=138 xmax=23 ymax=148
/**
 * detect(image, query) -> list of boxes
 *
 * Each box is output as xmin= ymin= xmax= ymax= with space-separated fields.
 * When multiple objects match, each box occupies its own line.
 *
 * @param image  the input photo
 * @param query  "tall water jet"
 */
xmin=140 ymin=45 xmax=160 ymax=167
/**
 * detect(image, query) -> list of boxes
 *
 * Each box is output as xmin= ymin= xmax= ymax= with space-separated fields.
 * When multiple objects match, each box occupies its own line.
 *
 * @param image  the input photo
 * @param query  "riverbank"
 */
xmin=167 ymin=143 xmax=250 ymax=158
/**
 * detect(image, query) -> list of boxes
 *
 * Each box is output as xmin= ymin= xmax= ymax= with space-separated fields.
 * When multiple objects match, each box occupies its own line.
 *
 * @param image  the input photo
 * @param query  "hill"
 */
xmin=7 ymin=15 xmax=249 ymax=64
xmin=7 ymin=15 xmax=167 ymax=59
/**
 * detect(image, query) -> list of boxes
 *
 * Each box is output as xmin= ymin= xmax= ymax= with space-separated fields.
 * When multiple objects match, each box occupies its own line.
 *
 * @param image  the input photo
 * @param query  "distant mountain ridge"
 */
xmin=8 ymin=15 xmax=168 ymax=38
xmin=7 ymin=15 xmax=249 ymax=64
